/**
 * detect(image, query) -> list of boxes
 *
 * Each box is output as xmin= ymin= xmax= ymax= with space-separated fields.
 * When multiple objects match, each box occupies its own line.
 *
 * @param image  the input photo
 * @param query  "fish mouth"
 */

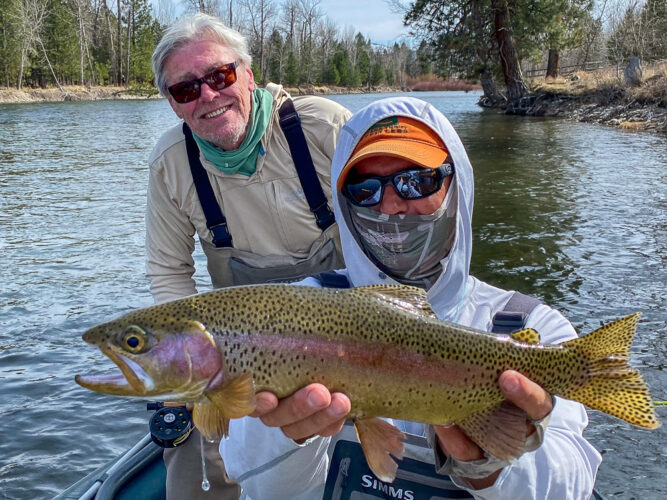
xmin=75 ymin=348 xmax=156 ymax=396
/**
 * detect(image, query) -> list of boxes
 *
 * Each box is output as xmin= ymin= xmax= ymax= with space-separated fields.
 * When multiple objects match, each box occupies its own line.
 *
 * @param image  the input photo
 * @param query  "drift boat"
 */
xmin=57 ymin=426 xmax=608 ymax=500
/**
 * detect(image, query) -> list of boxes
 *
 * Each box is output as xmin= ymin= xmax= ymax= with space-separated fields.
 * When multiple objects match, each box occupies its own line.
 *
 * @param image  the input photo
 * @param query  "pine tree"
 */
xmin=0 ymin=0 xmax=21 ymax=87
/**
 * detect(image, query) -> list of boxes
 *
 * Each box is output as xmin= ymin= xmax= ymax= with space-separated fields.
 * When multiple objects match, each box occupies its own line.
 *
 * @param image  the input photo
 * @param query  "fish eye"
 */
xmin=122 ymin=325 xmax=147 ymax=353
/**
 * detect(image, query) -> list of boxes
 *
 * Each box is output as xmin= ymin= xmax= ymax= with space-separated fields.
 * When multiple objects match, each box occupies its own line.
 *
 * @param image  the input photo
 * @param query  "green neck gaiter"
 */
xmin=192 ymin=88 xmax=274 ymax=177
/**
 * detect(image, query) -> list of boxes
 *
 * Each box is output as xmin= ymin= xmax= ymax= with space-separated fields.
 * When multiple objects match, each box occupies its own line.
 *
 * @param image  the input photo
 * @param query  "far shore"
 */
xmin=1 ymin=69 xmax=665 ymax=134
xmin=0 ymin=83 xmax=425 ymax=104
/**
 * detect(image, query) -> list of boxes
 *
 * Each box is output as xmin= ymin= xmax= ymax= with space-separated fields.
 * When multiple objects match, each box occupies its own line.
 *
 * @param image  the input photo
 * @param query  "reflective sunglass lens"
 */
xmin=343 ymin=165 xmax=451 ymax=206
xmin=173 ymin=84 xmax=199 ymax=103
xmin=207 ymin=66 xmax=236 ymax=91
xmin=346 ymin=180 xmax=382 ymax=206
xmin=394 ymin=170 xmax=438 ymax=199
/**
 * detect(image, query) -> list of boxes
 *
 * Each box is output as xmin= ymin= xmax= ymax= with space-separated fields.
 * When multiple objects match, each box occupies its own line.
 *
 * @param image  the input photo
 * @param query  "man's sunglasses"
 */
xmin=168 ymin=60 xmax=240 ymax=104
xmin=342 ymin=163 xmax=454 ymax=207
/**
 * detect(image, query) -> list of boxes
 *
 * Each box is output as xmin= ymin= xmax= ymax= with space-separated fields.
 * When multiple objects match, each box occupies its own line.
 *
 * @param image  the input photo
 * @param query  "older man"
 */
xmin=147 ymin=13 xmax=350 ymax=499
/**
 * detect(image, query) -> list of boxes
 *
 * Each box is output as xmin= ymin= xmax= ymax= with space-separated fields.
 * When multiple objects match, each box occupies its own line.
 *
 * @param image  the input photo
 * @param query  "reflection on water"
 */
xmin=1 ymin=93 xmax=665 ymax=499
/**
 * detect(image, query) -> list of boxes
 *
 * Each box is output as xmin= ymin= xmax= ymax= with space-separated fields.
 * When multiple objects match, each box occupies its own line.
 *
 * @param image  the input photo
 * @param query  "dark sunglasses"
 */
xmin=343 ymin=163 xmax=454 ymax=207
xmin=168 ymin=60 xmax=240 ymax=103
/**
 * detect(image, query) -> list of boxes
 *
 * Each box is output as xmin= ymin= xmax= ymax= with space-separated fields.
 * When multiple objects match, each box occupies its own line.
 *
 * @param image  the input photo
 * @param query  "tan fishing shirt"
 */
xmin=146 ymin=84 xmax=351 ymax=303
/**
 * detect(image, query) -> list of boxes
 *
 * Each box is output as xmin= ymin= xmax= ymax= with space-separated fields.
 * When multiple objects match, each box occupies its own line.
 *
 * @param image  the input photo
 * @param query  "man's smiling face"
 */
xmin=165 ymin=39 xmax=255 ymax=150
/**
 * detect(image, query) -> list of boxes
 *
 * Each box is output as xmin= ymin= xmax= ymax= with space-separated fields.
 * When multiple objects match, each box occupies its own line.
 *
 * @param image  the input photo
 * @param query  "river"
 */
xmin=0 ymin=92 xmax=665 ymax=499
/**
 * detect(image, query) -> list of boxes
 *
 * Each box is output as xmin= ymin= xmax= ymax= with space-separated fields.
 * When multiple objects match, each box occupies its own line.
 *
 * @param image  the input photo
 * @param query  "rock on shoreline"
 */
xmin=0 ymin=86 xmax=160 ymax=104
xmin=503 ymin=91 xmax=667 ymax=133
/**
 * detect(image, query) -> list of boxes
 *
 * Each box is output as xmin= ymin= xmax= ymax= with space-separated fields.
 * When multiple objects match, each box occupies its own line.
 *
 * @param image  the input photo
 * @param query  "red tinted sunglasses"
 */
xmin=168 ymin=60 xmax=240 ymax=103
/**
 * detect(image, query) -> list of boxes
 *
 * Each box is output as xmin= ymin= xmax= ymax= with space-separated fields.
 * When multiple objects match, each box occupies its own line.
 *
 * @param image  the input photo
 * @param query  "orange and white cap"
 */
xmin=338 ymin=116 xmax=449 ymax=189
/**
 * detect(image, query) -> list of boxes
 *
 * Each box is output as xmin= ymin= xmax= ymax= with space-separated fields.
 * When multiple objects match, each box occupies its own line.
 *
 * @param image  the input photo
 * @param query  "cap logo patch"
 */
xmin=365 ymin=117 xmax=408 ymax=137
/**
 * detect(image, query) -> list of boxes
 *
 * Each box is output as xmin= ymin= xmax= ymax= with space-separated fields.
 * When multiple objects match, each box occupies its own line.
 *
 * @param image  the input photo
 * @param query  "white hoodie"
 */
xmin=220 ymin=97 xmax=601 ymax=499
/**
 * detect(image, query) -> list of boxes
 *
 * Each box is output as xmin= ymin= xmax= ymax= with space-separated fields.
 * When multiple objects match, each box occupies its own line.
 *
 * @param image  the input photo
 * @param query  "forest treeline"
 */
xmin=1 ymin=0 xmax=665 ymax=105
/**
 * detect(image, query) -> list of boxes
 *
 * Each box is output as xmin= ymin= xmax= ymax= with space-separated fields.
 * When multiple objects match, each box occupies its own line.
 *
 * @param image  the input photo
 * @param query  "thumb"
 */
xmin=499 ymin=370 xmax=552 ymax=421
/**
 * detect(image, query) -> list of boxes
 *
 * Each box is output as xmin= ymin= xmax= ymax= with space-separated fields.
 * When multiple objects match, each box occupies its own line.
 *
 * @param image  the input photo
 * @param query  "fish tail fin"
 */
xmin=560 ymin=313 xmax=660 ymax=429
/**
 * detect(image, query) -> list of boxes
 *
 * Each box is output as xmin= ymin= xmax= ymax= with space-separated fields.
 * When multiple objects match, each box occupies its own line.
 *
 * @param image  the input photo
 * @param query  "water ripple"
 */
xmin=1 ymin=94 xmax=665 ymax=498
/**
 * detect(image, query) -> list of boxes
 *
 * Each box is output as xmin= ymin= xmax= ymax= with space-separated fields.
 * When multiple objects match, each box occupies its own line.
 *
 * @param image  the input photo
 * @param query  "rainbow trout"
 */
xmin=75 ymin=284 xmax=659 ymax=481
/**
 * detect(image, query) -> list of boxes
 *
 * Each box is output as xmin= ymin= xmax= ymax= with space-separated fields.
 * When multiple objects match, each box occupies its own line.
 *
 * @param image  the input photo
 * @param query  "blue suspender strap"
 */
xmin=278 ymin=99 xmax=336 ymax=231
xmin=491 ymin=292 xmax=542 ymax=334
xmin=182 ymin=123 xmax=233 ymax=248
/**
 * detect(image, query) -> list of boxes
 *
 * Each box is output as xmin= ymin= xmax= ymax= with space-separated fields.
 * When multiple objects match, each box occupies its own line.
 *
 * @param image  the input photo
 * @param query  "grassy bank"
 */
xmin=530 ymin=61 xmax=667 ymax=107
xmin=517 ymin=61 xmax=667 ymax=133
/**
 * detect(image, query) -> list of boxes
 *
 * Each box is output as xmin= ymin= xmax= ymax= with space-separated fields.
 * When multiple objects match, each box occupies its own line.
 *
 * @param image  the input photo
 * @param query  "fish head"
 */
xmin=75 ymin=309 xmax=222 ymax=402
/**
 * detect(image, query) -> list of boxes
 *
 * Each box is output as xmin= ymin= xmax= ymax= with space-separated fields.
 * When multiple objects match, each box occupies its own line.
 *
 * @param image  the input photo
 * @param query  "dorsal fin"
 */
xmin=352 ymin=285 xmax=437 ymax=318
xmin=510 ymin=328 xmax=541 ymax=344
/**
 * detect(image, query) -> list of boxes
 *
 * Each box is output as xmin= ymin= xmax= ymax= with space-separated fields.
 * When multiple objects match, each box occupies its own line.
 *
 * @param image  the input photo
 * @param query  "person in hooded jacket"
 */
xmin=219 ymin=97 xmax=602 ymax=499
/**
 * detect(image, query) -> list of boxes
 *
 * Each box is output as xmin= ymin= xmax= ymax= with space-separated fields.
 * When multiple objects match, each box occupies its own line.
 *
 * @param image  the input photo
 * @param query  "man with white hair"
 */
xmin=147 ymin=13 xmax=351 ymax=499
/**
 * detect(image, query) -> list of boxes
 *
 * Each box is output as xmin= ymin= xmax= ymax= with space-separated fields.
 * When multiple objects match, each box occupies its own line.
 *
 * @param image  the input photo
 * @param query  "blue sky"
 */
xmin=319 ymin=0 xmax=411 ymax=46
xmin=153 ymin=0 xmax=412 ymax=47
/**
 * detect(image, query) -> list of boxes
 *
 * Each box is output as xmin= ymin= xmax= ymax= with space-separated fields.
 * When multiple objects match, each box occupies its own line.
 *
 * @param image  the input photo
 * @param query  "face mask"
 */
xmin=349 ymin=179 xmax=458 ymax=289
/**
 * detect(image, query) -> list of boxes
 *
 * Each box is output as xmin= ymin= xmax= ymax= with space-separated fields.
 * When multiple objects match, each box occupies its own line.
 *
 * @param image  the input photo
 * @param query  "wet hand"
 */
xmin=499 ymin=370 xmax=553 ymax=423
xmin=433 ymin=370 xmax=553 ymax=488
xmin=251 ymin=384 xmax=351 ymax=443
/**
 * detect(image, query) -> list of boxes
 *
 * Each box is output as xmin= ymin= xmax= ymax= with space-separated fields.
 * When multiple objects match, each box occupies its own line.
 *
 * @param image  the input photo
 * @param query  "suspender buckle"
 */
xmin=491 ymin=311 xmax=528 ymax=334
xmin=279 ymin=111 xmax=301 ymax=131
xmin=311 ymin=202 xmax=335 ymax=231
xmin=209 ymin=223 xmax=233 ymax=248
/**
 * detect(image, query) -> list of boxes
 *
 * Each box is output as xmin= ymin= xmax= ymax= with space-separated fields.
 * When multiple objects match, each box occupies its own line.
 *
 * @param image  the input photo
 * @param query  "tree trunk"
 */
xmin=104 ymin=1 xmax=117 ymax=85
xmin=493 ymin=0 xmax=528 ymax=102
xmin=125 ymin=0 xmax=133 ymax=87
xmin=479 ymin=65 xmax=504 ymax=106
xmin=472 ymin=0 xmax=504 ymax=106
xmin=37 ymin=37 xmax=64 ymax=92
xmin=78 ymin=4 xmax=85 ymax=85
xmin=117 ymin=0 xmax=123 ymax=84
xmin=546 ymin=49 xmax=559 ymax=78
xmin=18 ymin=47 xmax=27 ymax=90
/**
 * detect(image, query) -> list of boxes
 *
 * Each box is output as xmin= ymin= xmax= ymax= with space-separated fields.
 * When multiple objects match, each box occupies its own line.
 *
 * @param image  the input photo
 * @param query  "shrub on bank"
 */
xmin=407 ymin=74 xmax=481 ymax=92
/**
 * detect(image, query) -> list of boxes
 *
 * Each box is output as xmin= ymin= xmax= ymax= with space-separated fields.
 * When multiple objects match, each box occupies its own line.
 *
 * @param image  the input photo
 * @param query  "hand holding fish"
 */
xmin=252 ymin=384 xmax=351 ymax=443
xmin=433 ymin=370 xmax=554 ymax=488
xmin=252 ymin=370 xmax=553 ymax=488
xmin=75 ymin=284 xmax=660 ymax=483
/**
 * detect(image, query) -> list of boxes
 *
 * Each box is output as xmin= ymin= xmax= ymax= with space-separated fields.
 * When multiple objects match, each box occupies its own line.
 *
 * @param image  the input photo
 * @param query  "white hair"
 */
xmin=152 ymin=13 xmax=252 ymax=95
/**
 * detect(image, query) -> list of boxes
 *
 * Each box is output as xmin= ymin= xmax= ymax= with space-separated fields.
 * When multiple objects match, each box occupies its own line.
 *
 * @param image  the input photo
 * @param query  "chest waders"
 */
xmin=182 ymin=98 xmax=335 ymax=249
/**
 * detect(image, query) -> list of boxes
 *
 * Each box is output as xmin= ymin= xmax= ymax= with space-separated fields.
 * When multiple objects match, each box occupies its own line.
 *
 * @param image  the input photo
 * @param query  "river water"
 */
xmin=0 ymin=92 xmax=665 ymax=499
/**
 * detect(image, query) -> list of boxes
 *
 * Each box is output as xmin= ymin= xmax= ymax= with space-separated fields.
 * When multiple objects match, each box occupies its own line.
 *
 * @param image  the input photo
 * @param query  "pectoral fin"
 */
xmin=354 ymin=417 xmax=406 ymax=482
xmin=204 ymin=370 xmax=257 ymax=419
xmin=456 ymin=401 xmax=528 ymax=460
xmin=194 ymin=371 xmax=257 ymax=440
xmin=193 ymin=402 xmax=229 ymax=440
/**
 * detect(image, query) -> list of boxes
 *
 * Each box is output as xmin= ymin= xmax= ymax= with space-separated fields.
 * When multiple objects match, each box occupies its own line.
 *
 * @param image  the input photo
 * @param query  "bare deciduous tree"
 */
xmin=14 ymin=0 xmax=62 ymax=91
xmin=242 ymin=0 xmax=277 ymax=82
xmin=298 ymin=0 xmax=322 ymax=84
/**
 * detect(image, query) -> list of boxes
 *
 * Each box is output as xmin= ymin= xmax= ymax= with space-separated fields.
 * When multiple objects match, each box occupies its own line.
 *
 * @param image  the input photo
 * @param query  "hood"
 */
xmin=332 ymin=97 xmax=474 ymax=321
